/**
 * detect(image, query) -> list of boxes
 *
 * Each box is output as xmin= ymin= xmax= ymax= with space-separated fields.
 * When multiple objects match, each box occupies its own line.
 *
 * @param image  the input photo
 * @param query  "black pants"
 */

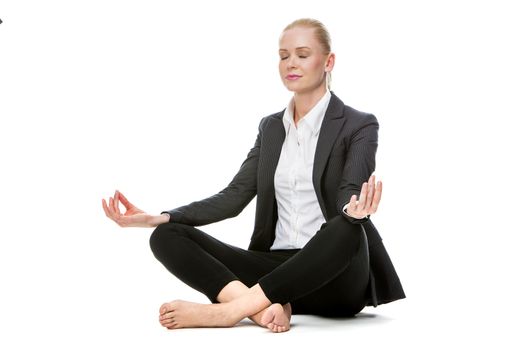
xmin=149 ymin=215 xmax=370 ymax=317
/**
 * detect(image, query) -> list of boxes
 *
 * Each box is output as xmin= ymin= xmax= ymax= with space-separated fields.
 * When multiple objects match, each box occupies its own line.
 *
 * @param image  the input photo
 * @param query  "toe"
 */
xmin=159 ymin=303 xmax=170 ymax=315
xmin=160 ymin=300 xmax=180 ymax=315
xmin=160 ymin=317 xmax=172 ymax=326
xmin=165 ymin=321 xmax=177 ymax=329
xmin=167 ymin=321 xmax=180 ymax=330
xmin=160 ymin=310 xmax=176 ymax=321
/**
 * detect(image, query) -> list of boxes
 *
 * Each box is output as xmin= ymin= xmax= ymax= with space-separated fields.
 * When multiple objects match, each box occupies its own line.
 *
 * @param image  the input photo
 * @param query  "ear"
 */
xmin=325 ymin=52 xmax=335 ymax=72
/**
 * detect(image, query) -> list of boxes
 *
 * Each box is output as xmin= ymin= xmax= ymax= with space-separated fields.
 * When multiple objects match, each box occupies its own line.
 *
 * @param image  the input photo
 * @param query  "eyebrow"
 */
xmin=279 ymin=47 xmax=312 ymax=52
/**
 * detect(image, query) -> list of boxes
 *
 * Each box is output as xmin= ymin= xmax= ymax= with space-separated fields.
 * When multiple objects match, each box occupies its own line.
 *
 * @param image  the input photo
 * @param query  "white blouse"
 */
xmin=270 ymin=89 xmax=332 ymax=250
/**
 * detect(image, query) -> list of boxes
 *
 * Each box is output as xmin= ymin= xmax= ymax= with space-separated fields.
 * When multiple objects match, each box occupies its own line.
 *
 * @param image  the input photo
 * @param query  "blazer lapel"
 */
xmin=267 ymin=114 xmax=286 ymax=167
xmin=260 ymin=113 xmax=286 ymax=193
xmin=313 ymin=92 xmax=346 ymax=219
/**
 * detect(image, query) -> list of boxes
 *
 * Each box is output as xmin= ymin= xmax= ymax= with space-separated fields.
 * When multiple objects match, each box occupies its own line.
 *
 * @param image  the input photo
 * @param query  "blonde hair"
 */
xmin=282 ymin=18 xmax=333 ymax=90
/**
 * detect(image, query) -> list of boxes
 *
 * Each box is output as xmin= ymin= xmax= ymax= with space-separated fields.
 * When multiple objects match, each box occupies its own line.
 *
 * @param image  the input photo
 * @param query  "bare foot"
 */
xmin=158 ymin=300 xmax=238 ymax=329
xmin=260 ymin=303 xmax=292 ymax=333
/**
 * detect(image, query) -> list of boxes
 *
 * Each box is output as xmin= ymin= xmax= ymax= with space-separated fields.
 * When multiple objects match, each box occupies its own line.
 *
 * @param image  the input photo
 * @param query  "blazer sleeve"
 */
xmin=161 ymin=119 xmax=262 ymax=226
xmin=337 ymin=113 xmax=379 ymax=224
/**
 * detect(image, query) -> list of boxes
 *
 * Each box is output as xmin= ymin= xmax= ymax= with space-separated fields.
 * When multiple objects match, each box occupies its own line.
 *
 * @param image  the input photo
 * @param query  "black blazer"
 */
xmin=164 ymin=91 xmax=405 ymax=306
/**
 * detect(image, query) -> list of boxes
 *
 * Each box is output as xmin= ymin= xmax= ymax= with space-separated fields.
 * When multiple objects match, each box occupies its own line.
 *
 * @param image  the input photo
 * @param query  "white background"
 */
xmin=1 ymin=0 xmax=524 ymax=348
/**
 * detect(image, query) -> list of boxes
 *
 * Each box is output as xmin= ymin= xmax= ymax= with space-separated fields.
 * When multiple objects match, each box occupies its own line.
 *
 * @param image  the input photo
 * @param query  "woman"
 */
xmin=102 ymin=18 xmax=405 ymax=333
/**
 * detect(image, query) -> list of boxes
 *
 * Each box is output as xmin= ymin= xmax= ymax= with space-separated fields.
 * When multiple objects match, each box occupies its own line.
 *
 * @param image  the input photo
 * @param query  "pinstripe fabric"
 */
xmin=163 ymin=91 xmax=405 ymax=306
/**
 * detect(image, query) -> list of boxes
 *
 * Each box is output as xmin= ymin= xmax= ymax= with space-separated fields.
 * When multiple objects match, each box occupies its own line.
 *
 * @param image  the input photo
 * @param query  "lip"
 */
xmin=286 ymin=74 xmax=302 ymax=81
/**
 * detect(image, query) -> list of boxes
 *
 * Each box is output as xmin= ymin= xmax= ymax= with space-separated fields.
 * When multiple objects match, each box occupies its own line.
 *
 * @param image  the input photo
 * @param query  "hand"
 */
xmin=102 ymin=190 xmax=159 ymax=228
xmin=345 ymin=174 xmax=382 ymax=219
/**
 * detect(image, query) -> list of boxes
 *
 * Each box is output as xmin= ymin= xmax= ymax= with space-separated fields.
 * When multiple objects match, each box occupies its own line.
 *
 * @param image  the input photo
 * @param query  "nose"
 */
xmin=286 ymin=55 xmax=298 ymax=70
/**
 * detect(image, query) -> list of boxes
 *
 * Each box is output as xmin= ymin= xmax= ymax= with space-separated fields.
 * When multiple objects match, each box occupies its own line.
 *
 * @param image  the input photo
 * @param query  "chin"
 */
xmin=282 ymin=82 xmax=304 ymax=93
xmin=288 ymin=86 xmax=313 ymax=95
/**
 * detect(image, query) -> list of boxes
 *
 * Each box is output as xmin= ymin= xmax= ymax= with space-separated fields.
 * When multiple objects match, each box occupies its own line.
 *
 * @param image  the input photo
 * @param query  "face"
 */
xmin=278 ymin=26 xmax=334 ymax=94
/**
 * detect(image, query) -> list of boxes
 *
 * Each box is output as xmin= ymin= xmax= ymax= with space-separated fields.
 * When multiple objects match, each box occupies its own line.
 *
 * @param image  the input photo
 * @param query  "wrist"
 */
xmin=343 ymin=205 xmax=368 ymax=220
xmin=149 ymin=213 xmax=170 ymax=227
xmin=159 ymin=213 xmax=170 ymax=224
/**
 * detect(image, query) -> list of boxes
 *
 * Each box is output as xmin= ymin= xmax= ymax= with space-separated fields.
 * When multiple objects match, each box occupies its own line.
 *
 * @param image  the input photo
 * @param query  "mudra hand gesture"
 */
xmin=345 ymin=174 xmax=382 ymax=219
xmin=102 ymin=190 xmax=168 ymax=228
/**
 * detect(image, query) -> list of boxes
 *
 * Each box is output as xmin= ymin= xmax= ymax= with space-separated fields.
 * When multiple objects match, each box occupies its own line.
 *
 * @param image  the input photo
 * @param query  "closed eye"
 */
xmin=280 ymin=55 xmax=308 ymax=60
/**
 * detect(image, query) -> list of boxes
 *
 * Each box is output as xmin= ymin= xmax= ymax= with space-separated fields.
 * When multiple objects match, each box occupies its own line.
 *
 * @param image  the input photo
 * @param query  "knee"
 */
xmin=324 ymin=216 xmax=367 ymax=251
xmin=149 ymin=223 xmax=168 ymax=255
xmin=149 ymin=222 xmax=188 ymax=255
xmin=329 ymin=215 xmax=366 ymax=237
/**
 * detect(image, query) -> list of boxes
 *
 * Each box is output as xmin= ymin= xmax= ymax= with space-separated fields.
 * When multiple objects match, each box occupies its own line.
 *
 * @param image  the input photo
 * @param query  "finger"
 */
xmin=349 ymin=194 xmax=358 ymax=210
xmin=117 ymin=191 xmax=133 ymax=209
xmin=105 ymin=198 xmax=123 ymax=225
xmin=113 ymin=191 xmax=120 ymax=213
xmin=365 ymin=175 xmax=376 ymax=210
xmin=346 ymin=194 xmax=358 ymax=216
xmin=357 ymin=182 xmax=368 ymax=211
xmin=371 ymin=181 xmax=382 ymax=213
xmin=108 ymin=197 xmax=114 ymax=215
xmin=109 ymin=197 xmax=120 ymax=218
xmin=113 ymin=193 xmax=123 ymax=216
xmin=102 ymin=199 xmax=111 ymax=217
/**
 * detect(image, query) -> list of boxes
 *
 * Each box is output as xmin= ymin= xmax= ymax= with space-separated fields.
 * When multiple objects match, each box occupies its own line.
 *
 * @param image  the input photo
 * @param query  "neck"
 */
xmin=292 ymin=84 xmax=328 ymax=125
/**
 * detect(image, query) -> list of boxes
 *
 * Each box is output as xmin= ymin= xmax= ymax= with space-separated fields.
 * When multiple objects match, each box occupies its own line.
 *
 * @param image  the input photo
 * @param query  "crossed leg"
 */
xmin=158 ymin=282 xmax=291 ymax=332
xmin=215 ymin=280 xmax=292 ymax=332
xmin=150 ymin=223 xmax=296 ymax=332
xmin=150 ymin=215 xmax=369 ymax=332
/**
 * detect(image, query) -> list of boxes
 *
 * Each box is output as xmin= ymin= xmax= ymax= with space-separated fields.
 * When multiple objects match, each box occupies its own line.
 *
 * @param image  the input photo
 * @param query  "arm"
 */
xmin=336 ymin=114 xmax=379 ymax=224
xmin=161 ymin=119 xmax=263 ymax=226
